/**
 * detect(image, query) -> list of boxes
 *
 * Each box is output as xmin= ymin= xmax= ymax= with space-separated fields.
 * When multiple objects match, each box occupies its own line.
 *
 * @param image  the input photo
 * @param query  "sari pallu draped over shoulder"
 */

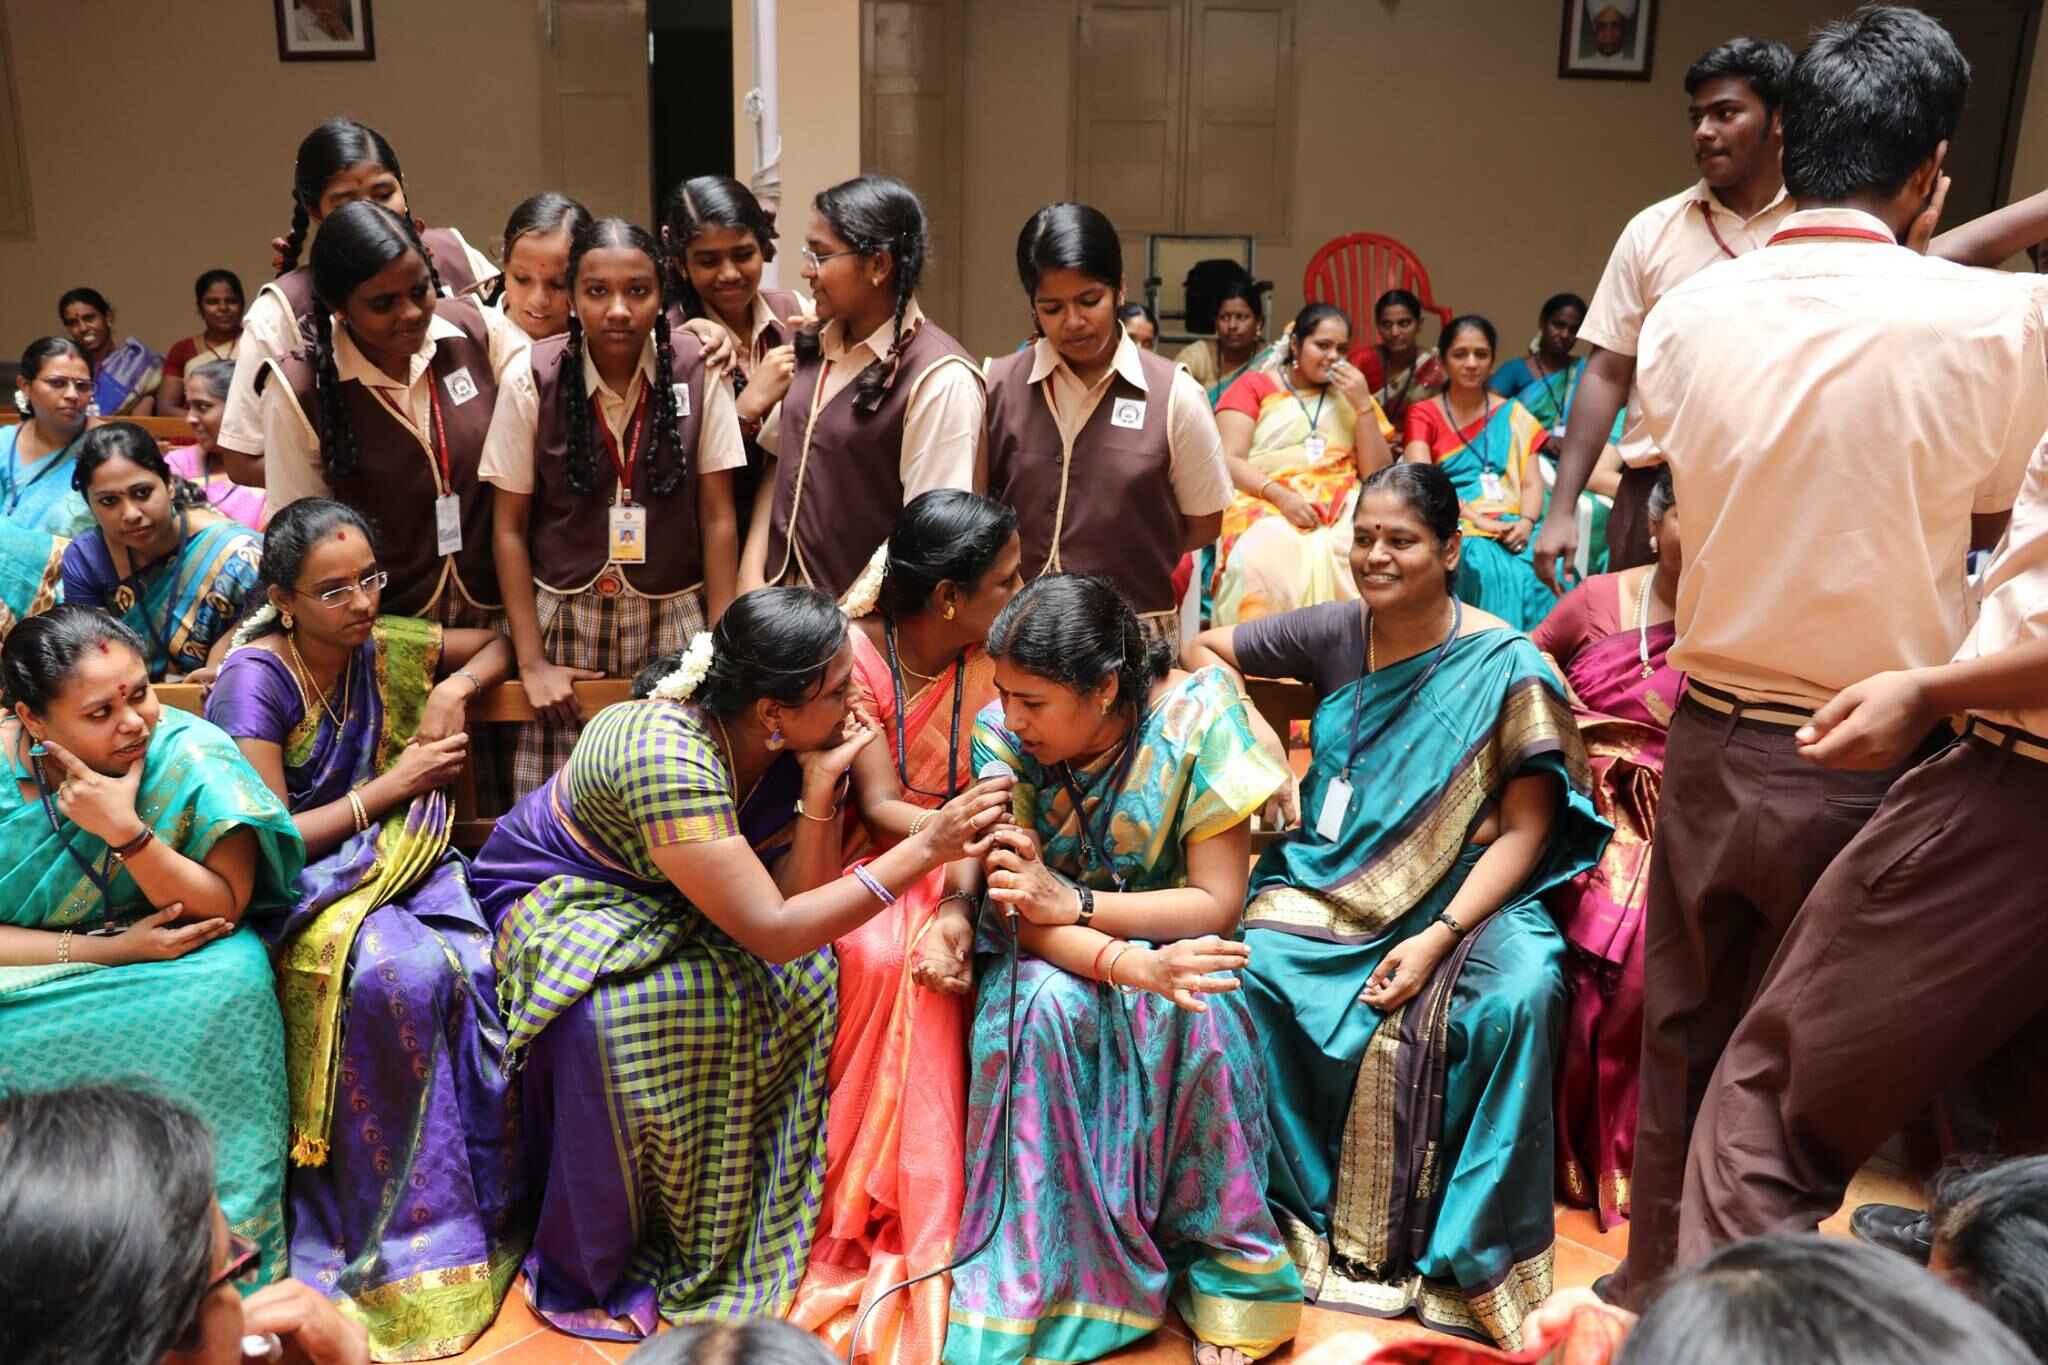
xmin=0 ymin=518 xmax=66 ymax=640
xmin=788 ymin=626 xmax=995 ymax=1363
xmin=71 ymin=517 xmax=263 ymax=679
xmin=1427 ymin=401 xmax=1558 ymax=630
xmin=208 ymin=615 xmax=526 ymax=1359
xmin=1242 ymin=630 xmax=1608 ymax=1349
xmin=1542 ymin=596 xmax=1680 ymax=1230
xmin=945 ymin=669 xmax=1304 ymax=1365
xmin=0 ymin=706 xmax=304 ymax=1284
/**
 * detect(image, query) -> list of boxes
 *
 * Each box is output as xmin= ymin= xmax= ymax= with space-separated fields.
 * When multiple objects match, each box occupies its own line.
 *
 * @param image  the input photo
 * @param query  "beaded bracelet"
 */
xmin=56 ymin=930 xmax=72 ymax=965
xmin=935 ymin=891 xmax=975 ymax=915
xmin=908 ymin=810 xmax=936 ymax=838
xmin=852 ymin=865 xmax=896 ymax=907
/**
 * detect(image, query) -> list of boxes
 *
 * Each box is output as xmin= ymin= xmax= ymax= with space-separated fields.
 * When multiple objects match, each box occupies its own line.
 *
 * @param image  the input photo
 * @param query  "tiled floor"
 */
xmin=443 ymin=1160 xmax=1926 ymax=1363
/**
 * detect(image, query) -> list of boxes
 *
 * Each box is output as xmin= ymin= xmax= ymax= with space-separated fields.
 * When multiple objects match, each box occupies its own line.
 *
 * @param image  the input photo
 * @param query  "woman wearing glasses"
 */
xmin=204 ymin=498 xmax=522 ymax=1357
xmin=0 ymin=1084 xmax=371 ymax=1365
xmin=0 ymin=606 xmax=304 ymax=1285
xmin=741 ymin=175 xmax=985 ymax=600
xmin=787 ymin=490 xmax=1022 ymax=1361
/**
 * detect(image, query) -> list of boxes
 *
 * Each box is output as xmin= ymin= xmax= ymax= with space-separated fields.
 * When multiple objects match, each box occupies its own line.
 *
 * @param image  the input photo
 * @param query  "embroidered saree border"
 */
xmin=1243 ymin=679 xmax=1586 ymax=941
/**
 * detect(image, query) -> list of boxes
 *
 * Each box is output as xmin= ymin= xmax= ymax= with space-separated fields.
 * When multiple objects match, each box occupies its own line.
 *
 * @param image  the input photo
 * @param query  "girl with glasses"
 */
xmin=204 ymin=498 xmax=522 ymax=1357
xmin=741 ymin=175 xmax=985 ymax=601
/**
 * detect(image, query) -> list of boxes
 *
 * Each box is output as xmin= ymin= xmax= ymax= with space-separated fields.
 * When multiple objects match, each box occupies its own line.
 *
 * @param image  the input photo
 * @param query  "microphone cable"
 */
xmin=844 ymin=898 xmax=1031 ymax=1360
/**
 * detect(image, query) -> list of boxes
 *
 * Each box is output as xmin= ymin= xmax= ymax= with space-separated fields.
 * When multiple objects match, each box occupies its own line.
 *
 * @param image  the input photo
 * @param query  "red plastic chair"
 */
xmin=1301 ymin=233 xmax=1453 ymax=341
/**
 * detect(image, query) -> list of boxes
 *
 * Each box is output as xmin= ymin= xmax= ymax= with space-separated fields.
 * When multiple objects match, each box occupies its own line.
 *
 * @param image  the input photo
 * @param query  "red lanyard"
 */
xmin=1696 ymin=200 xmax=1740 ymax=260
xmin=593 ymin=384 xmax=650 ymax=505
xmin=424 ymin=379 xmax=451 ymax=493
xmin=1767 ymin=225 xmax=1896 ymax=247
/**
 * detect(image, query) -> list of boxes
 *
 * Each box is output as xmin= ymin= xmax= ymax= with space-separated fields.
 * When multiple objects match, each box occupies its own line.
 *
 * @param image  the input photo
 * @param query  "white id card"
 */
xmin=1304 ymin=434 xmax=1328 ymax=460
xmin=671 ymin=382 xmax=691 ymax=418
xmin=608 ymin=504 xmax=648 ymax=564
xmin=1480 ymin=470 xmax=1506 ymax=502
xmin=1315 ymin=777 xmax=1354 ymax=842
xmin=434 ymin=494 xmax=463 ymax=556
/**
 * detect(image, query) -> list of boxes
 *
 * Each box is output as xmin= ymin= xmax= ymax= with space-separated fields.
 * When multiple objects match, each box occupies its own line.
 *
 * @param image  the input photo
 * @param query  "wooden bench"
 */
xmin=156 ymin=676 xmax=1320 ymax=852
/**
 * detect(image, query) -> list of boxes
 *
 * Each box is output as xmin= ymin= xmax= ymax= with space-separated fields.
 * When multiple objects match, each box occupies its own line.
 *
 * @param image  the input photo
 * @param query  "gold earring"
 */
xmin=942 ymin=604 xmax=956 ymax=620
xmin=281 ymin=609 xmax=295 ymax=632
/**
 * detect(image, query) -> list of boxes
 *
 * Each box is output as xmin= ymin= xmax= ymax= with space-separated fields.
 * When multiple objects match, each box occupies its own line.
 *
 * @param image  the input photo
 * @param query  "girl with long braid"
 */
xmin=217 ymin=118 xmax=500 ymax=486
xmin=481 ymin=217 xmax=746 ymax=797
xmin=253 ymin=200 xmax=527 ymax=633
xmin=740 ymin=175 xmax=985 ymax=600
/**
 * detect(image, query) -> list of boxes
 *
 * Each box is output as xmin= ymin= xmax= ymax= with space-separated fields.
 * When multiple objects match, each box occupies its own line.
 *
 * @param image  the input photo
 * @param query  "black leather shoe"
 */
xmin=1591 ymin=1271 xmax=1622 ymax=1305
xmin=1850 ymin=1202 xmax=1934 ymax=1264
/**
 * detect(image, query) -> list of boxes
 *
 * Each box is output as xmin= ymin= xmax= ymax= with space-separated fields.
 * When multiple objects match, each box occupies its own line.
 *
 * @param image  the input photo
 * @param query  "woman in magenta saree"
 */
xmin=1529 ymin=467 xmax=1680 ymax=1230
xmin=205 ymin=499 xmax=526 ymax=1358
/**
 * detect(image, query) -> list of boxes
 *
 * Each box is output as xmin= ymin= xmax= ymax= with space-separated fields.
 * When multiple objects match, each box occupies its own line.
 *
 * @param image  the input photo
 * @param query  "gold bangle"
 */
xmin=1105 ymin=941 xmax=1133 ymax=988
xmin=935 ymin=891 xmax=975 ymax=914
xmin=56 ymin=929 xmax=71 ymax=965
xmin=348 ymin=789 xmax=369 ymax=834
xmin=908 ymin=810 xmax=936 ymax=838
xmin=795 ymin=797 xmax=840 ymax=822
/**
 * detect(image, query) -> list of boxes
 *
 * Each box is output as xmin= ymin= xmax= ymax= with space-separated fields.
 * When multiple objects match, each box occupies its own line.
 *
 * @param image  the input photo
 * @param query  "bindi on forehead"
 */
xmin=336 ymin=530 xmax=348 ymax=541
xmin=96 ymin=640 xmax=111 ymax=654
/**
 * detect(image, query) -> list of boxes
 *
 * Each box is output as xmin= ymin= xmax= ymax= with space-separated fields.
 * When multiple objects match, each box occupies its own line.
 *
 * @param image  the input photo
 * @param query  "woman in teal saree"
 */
xmin=1488 ymin=294 xmax=1625 ymax=581
xmin=1402 ymin=316 xmax=1561 ymax=630
xmin=1185 ymin=463 xmax=1607 ymax=1350
xmin=0 ymin=606 xmax=304 ymax=1285
xmin=948 ymin=574 xmax=1303 ymax=1365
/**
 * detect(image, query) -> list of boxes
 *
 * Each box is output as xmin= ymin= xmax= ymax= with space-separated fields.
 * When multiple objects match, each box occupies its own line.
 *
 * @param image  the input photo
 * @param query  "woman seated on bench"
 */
xmin=1183 ymin=462 xmax=1607 ymax=1348
xmin=204 ymin=497 xmax=523 ymax=1357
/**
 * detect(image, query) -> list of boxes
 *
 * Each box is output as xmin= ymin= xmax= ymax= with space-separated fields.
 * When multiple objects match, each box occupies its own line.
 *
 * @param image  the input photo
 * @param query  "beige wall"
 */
xmin=2009 ymin=19 xmax=2048 ymax=227
xmin=950 ymin=0 xmax=1858 ymax=360
xmin=731 ymin=0 xmax=864 ymax=286
xmin=0 ymin=0 xmax=550 ymax=356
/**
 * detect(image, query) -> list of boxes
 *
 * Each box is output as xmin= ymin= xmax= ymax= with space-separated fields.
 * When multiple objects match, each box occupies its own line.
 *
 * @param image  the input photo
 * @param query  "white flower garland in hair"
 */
xmin=838 ymin=540 xmax=890 ymax=619
xmin=229 ymin=602 xmax=280 ymax=650
xmin=651 ymin=630 xmax=718 ymax=702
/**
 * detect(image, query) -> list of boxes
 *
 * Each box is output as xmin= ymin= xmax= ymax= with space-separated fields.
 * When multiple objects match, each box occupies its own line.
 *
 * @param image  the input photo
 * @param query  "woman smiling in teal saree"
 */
xmin=1185 ymin=463 xmax=1606 ymax=1350
xmin=0 ymin=607 xmax=303 ymax=1283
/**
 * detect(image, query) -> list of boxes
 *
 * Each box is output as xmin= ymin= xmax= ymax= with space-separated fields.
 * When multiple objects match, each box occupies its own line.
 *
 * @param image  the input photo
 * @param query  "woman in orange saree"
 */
xmin=788 ymin=490 xmax=1024 ymax=1363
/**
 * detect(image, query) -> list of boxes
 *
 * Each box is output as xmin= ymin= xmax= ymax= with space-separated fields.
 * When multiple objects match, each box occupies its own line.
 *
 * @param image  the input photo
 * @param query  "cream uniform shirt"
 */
xmin=1955 ymin=434 xmax=2048 ymax=738
xmin=1635 ymin=207 xmax=2048 ymax=710
xmin=257 ymin=303 xmax=529 ymax=509
xmin=1019 ymin=329 xmax=1233 ymax=543
xmin=220 ymin=226 xmax=500 ymax=458
xmin=1580 ymin=179 xmax=1795 ymax=467
xmin=756 ymin=298 xmax=985 ymax=498
xmin=479 ymin=334 xmax=747 ymax=493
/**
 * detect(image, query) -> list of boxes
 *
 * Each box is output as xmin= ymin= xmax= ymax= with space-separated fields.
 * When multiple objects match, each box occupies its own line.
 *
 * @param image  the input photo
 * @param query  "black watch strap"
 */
xmin=1076 ymin=882 xmax=1096 ymax=927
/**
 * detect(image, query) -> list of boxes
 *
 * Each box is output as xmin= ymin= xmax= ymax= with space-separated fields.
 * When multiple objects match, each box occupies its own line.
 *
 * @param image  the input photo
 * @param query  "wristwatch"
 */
xmin=1075 ymin=882 xmax=1096 ymax=927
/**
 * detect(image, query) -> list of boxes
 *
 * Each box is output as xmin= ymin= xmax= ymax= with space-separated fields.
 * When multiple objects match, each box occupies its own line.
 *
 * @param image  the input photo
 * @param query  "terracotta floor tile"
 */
xmin=471 ymin=1326 xmax=613 ymax=1363
xmin=458 ymin=1291 xmax=545 ymax=1361
xmin=1553 ymin=1203 xmax=1631 ymax=1261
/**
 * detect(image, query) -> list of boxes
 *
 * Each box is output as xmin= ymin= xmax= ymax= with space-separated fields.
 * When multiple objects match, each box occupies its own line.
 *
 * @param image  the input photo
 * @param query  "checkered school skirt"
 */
xmin=510 ymin=584 xmax=708 ymax=798
xmin=425 ymin=590 xmax=513 ymax=813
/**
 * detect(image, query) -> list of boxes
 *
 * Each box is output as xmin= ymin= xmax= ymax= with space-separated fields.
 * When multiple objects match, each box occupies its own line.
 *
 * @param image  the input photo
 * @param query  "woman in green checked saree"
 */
xmin=470 ymin=586 xmax=1014 ymax=1343
xmin=1186 ymin=463 xmax=1607 ymax=1350
xmin=0 ymin=606 xmax=304 ymax=1287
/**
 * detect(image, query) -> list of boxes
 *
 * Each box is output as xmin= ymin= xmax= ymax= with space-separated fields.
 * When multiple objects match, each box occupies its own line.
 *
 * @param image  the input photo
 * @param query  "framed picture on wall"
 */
xmin=1559 ymin=0 xmax=1655 ymax=81
xmin=275 ymin=0 xmax=375 ymax=62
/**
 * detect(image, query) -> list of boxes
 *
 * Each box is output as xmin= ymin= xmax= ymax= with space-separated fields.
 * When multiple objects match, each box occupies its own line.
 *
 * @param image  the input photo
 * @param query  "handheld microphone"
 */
xmin=977 ymin=759 xmax=1022 ymax=919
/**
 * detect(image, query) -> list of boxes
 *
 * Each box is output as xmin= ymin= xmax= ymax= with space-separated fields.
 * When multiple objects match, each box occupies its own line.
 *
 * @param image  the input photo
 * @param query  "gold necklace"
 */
xmin=710 ymin=712 xmax=767 ymax=811
xmin=285 ymin=634 xmax=350 ymax=731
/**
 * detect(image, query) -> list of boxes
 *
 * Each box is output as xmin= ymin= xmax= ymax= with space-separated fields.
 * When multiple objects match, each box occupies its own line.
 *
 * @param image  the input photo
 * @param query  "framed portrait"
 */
xmin=1559 ymin=0 xmax=1655 ymax=82
xmin=275 ymin=0 xmax=375 ymax=62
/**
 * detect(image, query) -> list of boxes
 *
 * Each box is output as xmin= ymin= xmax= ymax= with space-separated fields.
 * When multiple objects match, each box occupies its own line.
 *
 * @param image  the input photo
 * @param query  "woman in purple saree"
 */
xmin=1529 ymin=466 xmax=1681 ymax=1230
xmin=205 ymin=498 xmax=524 ymax=1359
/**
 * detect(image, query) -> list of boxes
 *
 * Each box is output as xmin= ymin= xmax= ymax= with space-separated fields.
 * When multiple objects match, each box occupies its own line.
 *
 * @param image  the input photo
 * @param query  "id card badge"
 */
xmin=1480 ymin=470 xmax=1506 ymax=502
xmin=1304 ymin=433 xmax=1328 ymax=461
xmin=608 ymin=504 xmax=648 ymax=564
xmin=1314 ymin=777 xmax=1354 ymax=843
xmin=1550 ymin=422 xmax=1568 ymax=439
xmin=434 ymin=494 xmax=463 ymax=556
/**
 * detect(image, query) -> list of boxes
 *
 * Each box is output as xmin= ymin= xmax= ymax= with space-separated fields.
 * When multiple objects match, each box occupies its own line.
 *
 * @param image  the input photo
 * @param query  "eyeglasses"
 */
xmin=801 ymin=247 xmax=862 ymax=271
xmin=295 ymin=570 xmax=389 ymax=608
xmin=204 ymin=1233 xmax=262 ymax=1297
